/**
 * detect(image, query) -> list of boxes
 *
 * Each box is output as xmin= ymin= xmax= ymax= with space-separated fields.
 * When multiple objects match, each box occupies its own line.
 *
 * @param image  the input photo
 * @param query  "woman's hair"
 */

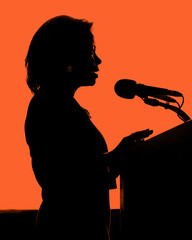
xmin=25 ymin=15 xmax=93 ymax=94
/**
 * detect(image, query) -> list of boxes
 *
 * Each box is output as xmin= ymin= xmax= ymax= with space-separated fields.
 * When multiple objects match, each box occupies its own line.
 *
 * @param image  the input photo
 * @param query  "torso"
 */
xmin=25 ymin=93 xmax=111 ymax=238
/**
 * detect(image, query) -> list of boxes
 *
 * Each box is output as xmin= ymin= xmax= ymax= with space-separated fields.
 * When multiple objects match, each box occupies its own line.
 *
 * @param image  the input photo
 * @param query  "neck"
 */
xmin=40 ymin=83 xmax=77 ymax=98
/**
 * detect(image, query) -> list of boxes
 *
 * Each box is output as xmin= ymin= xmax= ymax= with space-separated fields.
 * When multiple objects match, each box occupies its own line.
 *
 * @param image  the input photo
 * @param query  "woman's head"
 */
xmin=25 ymin=15 xmax=101 ymax=94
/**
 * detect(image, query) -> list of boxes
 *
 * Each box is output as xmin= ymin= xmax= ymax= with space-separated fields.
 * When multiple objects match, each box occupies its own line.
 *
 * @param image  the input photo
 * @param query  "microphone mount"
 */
xmin=142 ymin=95 xmax=191 ymax=122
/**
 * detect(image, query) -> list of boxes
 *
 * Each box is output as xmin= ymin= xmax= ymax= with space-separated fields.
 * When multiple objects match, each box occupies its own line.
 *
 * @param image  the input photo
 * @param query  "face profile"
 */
xmin=67 ymin=43 xmax=102 ymax=89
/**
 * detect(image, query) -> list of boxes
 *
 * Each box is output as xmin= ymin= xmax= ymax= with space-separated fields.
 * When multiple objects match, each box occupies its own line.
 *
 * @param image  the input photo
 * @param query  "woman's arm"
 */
xmin=103 ymin=129 xmax=153 ymax=179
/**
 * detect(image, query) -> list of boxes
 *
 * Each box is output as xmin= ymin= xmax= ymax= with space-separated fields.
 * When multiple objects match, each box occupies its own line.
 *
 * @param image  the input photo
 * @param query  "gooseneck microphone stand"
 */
xmin=141 ymin=94 xmax=191 ymax=122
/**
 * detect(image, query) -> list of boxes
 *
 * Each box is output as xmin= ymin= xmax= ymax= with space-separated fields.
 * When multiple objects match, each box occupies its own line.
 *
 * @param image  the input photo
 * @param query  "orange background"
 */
xmin=0 ymin=0 xmax=192 ymax=209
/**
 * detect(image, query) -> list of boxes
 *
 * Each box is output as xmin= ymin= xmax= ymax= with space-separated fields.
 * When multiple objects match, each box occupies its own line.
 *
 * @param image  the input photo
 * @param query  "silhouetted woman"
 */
xmin=25 ymin=15 xmax=152 ymax=239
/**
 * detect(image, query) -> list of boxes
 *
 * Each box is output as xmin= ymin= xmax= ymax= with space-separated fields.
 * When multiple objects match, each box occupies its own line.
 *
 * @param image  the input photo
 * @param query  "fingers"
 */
xmin=119 ymin=129 xmax=153 ymax=150
xmin=129 ymin=129 xmax=153 ymax=142
xmin=135 ymin=129 xmax=153 ymax=139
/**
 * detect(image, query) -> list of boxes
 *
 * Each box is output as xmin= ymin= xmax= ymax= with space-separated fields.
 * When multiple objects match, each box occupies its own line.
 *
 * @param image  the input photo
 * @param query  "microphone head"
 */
xmin=114 ymin=79 xmax=137 ymax=99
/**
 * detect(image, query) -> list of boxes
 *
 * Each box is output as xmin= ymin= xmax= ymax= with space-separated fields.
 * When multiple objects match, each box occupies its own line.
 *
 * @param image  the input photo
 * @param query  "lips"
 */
xmin=91 ymin=72 xmax=98 ymax=78
xmin=88 ymin=66 xmax=99 ymax=79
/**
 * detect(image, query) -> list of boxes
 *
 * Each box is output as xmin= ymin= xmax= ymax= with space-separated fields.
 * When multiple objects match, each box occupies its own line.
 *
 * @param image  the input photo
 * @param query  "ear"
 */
xmin=67 ymin=65 xmax=73 ymax=72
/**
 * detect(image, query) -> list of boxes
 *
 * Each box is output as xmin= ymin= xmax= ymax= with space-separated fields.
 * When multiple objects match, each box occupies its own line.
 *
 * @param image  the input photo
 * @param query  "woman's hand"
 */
xmin=117 ymin=129 xmax=153 ymax=153
xmin=106 ymin=129 xmax=153 ymax=178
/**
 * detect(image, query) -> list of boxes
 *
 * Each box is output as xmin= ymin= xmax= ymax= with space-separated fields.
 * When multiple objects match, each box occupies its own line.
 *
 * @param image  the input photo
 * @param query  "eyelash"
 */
xmin=92 ymin=45 xmax=96 ymax=53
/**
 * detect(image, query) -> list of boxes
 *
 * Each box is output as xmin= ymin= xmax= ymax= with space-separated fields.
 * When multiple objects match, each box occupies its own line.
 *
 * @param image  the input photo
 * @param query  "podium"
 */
xmin=120 ymin=120 xmax=192 ymax=239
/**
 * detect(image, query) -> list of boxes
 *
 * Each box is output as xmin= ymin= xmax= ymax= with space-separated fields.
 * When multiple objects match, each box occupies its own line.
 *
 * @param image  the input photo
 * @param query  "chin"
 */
xmin=81 ymin=77 xmax=96 ymax=87
xmin=89 ymin=78 xmax=96 ymax=86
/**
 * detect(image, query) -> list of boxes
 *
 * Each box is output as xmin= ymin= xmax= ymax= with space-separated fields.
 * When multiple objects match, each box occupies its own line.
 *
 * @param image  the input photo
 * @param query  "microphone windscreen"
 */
xmin=114 ymin=79 xmax=137 ymax=99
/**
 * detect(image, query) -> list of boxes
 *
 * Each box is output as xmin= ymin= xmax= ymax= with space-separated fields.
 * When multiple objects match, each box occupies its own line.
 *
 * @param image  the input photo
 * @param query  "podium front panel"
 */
xmin=120 ymin=120 xmax=192 ymax=239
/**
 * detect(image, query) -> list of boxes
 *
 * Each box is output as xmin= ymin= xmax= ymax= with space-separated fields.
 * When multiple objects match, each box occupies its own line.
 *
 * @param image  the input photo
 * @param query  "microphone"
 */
xmin=114 ymin=79 xmax=183 ymax=100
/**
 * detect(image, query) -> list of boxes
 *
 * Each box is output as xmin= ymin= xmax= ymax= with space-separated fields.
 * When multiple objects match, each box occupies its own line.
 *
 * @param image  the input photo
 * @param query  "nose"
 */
xmin=95 ymin=53 xmax=102 ymax=65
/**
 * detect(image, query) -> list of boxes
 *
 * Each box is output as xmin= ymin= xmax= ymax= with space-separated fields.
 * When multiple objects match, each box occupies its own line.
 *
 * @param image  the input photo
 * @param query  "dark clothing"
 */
xmin=25 ymin=91 xmax=116 ymax=239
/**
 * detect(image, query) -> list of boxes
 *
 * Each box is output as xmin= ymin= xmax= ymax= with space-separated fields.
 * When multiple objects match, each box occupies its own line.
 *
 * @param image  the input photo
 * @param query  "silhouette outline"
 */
xmin=25 ymin=15 xmax=152 ymax=239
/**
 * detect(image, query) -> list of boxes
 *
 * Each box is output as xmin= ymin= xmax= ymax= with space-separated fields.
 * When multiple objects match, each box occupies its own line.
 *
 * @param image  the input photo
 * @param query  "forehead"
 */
xmin=84 ymin=31 xmax=95 ymax=46
xmin=79 ymin=32 xmax=95 ymax=49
